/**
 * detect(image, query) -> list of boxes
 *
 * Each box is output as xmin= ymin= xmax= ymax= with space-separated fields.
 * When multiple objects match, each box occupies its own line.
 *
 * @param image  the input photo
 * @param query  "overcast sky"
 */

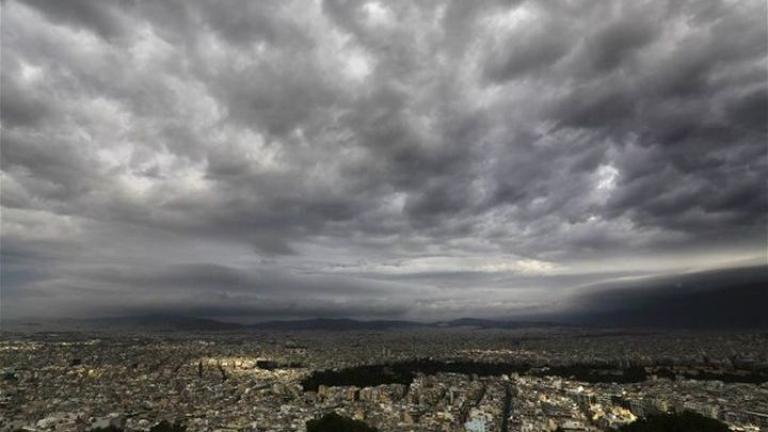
xmin=1 ymin=0 xmax=766 ymax=322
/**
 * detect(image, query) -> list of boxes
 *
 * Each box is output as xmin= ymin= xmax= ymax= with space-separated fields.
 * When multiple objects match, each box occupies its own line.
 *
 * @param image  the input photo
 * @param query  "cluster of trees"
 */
xmin=148 ymin=421 xmax=187 ymax=432
xmin=536 ymin=365 xmax=647 ymax=384
xmin=304 ymin=410 xmax=730 ymax=432
xmin=617 ymin=412 xmax=730 ymax=432
xmin=89 ymin=420 xmax=186 ymax=432
xmin=653 ymin=367 xmax=768 ymax=384
xmin=306 ymin=413 xmax=378 ymax=432
xmin=301 ymin=363 xmax=415 ymax=391
xmin=301 ymin=359 xmax=649 ymax=391
xmin=301 ymin=359 xmax=537 ymax=391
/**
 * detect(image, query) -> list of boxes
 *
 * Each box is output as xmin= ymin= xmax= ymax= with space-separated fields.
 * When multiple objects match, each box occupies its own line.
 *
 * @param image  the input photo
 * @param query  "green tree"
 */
xmin=149 ymin=420 xmax=187 ymax=432
xmin=306 ymin=412 xmax=378 ymax=432
xmin=618 ymin=411 xmax=729 ymax=432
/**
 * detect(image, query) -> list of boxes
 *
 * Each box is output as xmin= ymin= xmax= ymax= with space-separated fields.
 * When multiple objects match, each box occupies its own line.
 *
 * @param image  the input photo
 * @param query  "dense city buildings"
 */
xmin=2 ymin=327 xmax=766 ymax=431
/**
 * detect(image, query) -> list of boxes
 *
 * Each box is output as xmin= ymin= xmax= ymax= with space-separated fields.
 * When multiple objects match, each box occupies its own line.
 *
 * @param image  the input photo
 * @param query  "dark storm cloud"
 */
xmin=560 ymin=265 xmax=768 ymax=328
xmin=1 ymin=0 xmax=766 ymax=321
xmin=7 ymin=259 xmax=421 ymax=319
xmin=16 ymin=0 xmax=129 ymax=40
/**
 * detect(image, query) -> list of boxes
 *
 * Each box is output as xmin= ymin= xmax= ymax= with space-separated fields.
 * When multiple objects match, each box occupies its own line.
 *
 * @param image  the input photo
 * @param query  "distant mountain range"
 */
xmin=87 ymin=315 xmax=245 ymax=331
xmin=16 ymin=315 xmax=565 ymax=333
xmin=248 ymin=318 xmax=426 ymax=331
xmin=249 ymin=317 xmax=564 ymax=331
xmin=45 ymin=315 xmax=245 ymax=332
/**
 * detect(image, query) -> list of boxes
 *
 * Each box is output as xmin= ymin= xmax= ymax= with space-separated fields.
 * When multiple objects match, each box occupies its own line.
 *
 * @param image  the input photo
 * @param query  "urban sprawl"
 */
xmin=1 ymin=328 xmax=767 ymax=431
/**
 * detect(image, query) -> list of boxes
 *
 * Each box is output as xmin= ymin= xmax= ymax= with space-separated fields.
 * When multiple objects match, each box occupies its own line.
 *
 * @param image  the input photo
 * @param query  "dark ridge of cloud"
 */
xmin=0 ymin=77 xmax=52 ymax=128
xmin=726 ymin=86 xmax=768 ymax=132
xmin=550 ymin=79 xmax=637 ymax=129
xmin=562 ymin=265 xmax=768 ymax=329
xmin=199 ymin=0 xmax=313 ymax=49
xmin=16 ymin=0 xmax=129 ymax=40
xmin=483 ymin=21 xmax=571 ymax=83
xmin=582 ymin=14 xmax=656 ymax=74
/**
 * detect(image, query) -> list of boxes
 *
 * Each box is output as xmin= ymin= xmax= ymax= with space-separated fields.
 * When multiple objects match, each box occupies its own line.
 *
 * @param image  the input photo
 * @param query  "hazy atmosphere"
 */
xmin=1 ymin=0 xmax=766 ymax=323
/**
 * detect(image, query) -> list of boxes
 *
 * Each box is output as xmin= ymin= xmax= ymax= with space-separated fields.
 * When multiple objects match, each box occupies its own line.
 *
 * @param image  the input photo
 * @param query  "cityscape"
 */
xmin=2 ymin=324 xmax=767 ymax=431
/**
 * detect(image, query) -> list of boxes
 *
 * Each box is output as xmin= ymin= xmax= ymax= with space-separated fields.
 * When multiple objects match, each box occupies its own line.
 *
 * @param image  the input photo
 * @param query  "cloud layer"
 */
xmin=1 ymin=0 xmax=766 ymax=321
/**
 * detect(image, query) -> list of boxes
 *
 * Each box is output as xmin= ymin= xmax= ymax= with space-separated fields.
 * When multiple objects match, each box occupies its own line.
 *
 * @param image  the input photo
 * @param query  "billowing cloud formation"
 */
xmin=1 ymin=0 xmax=766 ymax=321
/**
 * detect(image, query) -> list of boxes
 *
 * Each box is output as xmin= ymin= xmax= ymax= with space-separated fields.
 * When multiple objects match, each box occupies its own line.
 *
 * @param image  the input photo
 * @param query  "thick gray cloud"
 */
xmin=1 ymin=0 xmax=766 ymax=321
xmin=559 ymin=265 xmax=768 ymax=328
